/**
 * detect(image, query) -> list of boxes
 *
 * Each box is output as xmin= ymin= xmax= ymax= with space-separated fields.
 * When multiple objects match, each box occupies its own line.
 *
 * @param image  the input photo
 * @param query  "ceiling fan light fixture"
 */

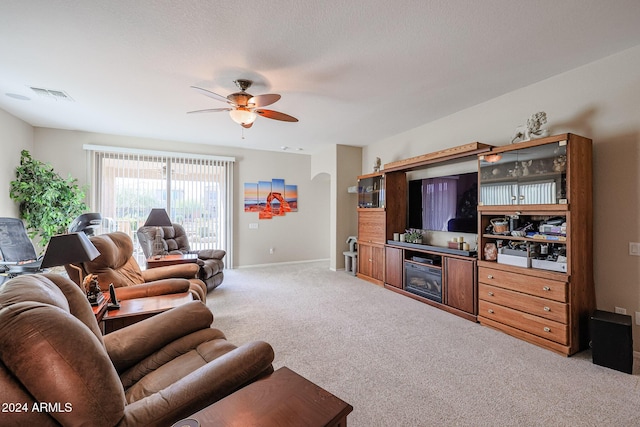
xmin=229 ymin=108 xmax=257 ymax=125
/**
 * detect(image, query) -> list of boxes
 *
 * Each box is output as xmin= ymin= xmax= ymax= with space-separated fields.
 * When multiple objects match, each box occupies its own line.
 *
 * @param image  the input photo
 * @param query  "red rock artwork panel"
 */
xmin=244 ymin=178 xmax=298 ymax=219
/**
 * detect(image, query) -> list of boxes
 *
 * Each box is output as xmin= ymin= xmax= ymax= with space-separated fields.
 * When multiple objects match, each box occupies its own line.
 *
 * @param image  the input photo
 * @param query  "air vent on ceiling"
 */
xmin=30 ymin=87 xmax=74 ymax=101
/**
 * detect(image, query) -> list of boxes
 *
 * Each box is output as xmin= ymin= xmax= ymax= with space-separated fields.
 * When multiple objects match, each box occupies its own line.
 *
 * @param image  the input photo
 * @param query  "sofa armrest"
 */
xmin=193 ymin=249 xmax=226 ymax=260
xmin=142 ymin=263 xmax=199 ymax=282
xmin=120 ymin=341 xmax=275 ymax=427
xmin=119 ymin=328 xmax=228 ymax=389
xmin=104 ymin=301 xmax=213 ymax=373
xmin=114 ymin=279 xmax=190 ymax=300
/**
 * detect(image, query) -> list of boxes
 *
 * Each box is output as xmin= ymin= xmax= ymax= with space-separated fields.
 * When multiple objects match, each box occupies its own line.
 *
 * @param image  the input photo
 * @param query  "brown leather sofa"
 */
xmin=138 ymin=223 xmax=225 ymax=292
xmin=0 ymin=273 xmax=275 ymax=426
xmin=66 ymin=231 xmax=208 ymax=302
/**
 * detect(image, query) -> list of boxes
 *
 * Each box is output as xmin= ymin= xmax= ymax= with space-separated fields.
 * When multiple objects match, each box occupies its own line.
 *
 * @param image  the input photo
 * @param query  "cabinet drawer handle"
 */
xmin=487 ymin=274 xmax=494 ymax=279
xmin=543 ymin=327 xmax=551 ymax=333
xmin=368 ymin=258 xmax=372 ymax=262
xmin=542 ymin=286 xmax=550 ymax=291
xmin=519 ymin=195 xmax=525 ymax=200
xmin=488 ymin=292 xmax=494 ymax=297
xmin=544 ymin=306 xmax=550 ymax=312
xmin=488 ymin=309 xmax=494 ymax=314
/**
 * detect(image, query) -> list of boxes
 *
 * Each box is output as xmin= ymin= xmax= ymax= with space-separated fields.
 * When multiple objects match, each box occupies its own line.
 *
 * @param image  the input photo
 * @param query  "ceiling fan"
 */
xmin=188 ymin=79 xmax=298 ymax=128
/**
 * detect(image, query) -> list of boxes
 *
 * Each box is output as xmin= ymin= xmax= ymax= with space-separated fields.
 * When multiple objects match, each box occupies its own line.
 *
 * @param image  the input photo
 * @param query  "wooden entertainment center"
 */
xmin=356 ymin=134 xmax=595 ymax=356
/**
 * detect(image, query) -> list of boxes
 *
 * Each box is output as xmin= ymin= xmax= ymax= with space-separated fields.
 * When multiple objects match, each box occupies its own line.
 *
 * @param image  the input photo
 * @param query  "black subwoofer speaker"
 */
xmin=590 ymin=310 xmax=633 ymax=374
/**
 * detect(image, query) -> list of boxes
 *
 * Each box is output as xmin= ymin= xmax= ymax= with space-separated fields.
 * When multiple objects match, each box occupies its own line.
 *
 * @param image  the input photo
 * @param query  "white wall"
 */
xmin=335 ymin=145 xmax=362 ymax=269
xmin=364 ymin=44 xmax=640 ymax=350
xmin=0 ymin=109 xmax=33 ymax=217
xmin=30 ymin=128 xmax=330 ymax=267
xmin=311 ymin=144 xmax=361 ymax=270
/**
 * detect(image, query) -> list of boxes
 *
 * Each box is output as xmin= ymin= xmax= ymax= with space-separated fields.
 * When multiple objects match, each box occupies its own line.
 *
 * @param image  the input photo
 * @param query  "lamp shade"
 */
xmin=41 ymin=232 xmax=100 ymax=268
xmin=143 ymin=208 xmax=172 ymax=227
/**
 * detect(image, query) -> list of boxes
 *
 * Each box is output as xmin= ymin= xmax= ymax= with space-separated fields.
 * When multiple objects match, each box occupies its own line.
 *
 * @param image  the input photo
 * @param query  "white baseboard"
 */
xmin=234 ymin=258 xmax=330 ymax=269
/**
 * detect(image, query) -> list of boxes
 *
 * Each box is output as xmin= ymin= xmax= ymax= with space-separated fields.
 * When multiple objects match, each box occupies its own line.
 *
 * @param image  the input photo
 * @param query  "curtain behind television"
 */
xmin=422 ymin=178 xmax=457 ymax=231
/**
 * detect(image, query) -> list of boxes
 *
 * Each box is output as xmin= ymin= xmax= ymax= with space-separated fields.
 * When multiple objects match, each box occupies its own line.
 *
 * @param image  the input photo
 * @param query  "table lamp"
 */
xmin=41 ymin=232 xmax=101 ymax=304
xmin=143 ymin=208 xmax=172 ymax=257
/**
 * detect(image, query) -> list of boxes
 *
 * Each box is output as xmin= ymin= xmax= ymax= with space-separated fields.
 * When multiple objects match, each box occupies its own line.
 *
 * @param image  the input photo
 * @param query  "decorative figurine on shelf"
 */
xmin=83 ymin=274 xmax=105 ymax=306
xmin=484 ymin=242 xmax=498 ymax=261
xmin=373 ymin=157 xmax=381 ymax=173
xmin=526 ymin=111 xmax=549 ymax=139
xmin=553 ymin=154 xmax=567 ymax=172
xmin=511 ymin=111 xmax=549 ymax=143
xmin=521 ymin=159 xmax=532 ymax=176
xmin=510 ymin=162 xmax=523 ymax=177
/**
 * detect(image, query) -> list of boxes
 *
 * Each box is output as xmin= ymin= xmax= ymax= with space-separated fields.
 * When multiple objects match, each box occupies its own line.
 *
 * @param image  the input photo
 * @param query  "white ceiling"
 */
xmin=2 ymin=1 xmax=640 ymax=154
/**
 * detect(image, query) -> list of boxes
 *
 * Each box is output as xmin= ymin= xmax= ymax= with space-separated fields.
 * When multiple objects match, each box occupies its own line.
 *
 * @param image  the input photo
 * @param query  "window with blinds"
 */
xmin=85 ymin=145 xmax=234 ymax=266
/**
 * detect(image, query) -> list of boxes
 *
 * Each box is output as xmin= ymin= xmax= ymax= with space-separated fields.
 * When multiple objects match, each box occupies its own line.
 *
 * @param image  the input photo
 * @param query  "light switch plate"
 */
xmin=629 ymin=242 xmax=640 ymax=256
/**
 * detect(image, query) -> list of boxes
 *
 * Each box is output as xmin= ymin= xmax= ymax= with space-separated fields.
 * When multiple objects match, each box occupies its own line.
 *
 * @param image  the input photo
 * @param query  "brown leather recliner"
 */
xmin=137 ymin=223 xmax=225 ymax=292
xmin=65 ymin=231 xmax=207 ymax=302
xmin=0 ymin=273 xmax=274 ymax=427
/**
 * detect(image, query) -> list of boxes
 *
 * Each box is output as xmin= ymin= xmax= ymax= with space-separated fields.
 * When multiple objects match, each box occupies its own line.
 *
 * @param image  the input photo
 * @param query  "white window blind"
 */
xmin=85 ymin=145 xmax=234 ymax=266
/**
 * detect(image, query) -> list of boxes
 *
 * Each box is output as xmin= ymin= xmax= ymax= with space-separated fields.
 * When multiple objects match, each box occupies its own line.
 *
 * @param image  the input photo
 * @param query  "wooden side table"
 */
xmin=92 ymin=292 xmax=110 ymax=323
xmin=184 ymin=366 xmax=353 ymax=426
xmin=101 ymin=292 xmax=193 ymax=334
xmin=146 ymin=253 xmax=198 ymax=269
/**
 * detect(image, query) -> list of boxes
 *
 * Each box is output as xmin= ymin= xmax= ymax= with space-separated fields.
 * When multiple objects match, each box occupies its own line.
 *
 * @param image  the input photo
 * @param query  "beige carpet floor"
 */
xmin=207 ymin=261 xmax=640 ymax=427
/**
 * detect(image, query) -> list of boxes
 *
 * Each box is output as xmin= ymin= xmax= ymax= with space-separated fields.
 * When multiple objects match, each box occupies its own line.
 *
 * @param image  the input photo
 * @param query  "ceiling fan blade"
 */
xmin=248 ymin=94 xmax=281 ymax=108
xmin=256 ymin=109 xmax=299 ymax=122
xmin=190 ymin=86 xmax=232 ymax=104
xmin=187 ymin=108 xmax=231 ymax=114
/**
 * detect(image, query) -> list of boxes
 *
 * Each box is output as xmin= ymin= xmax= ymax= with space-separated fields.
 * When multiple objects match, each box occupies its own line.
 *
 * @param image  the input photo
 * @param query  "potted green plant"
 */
xmin=404 ymin=229 xmax=423 ymax=244
xmin=9 ymin=150 xmax=88 ymax=250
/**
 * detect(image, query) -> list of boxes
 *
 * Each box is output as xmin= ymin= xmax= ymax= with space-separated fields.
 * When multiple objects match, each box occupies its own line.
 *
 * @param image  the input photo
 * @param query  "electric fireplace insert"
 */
xmin=404 ymin=261 xmax=442 ymax=303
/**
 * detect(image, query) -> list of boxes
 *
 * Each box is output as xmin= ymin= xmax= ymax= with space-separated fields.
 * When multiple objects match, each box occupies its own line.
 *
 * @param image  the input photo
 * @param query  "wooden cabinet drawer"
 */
xmin=358 ymin=210 xmax=385 ymax=244
xmin=479 ymin=300 xmax=568 ymax=345
xmin=478 ymin=267 xmax=567 ymax=302
xmin=479 ymin=283 xmax=568 ymax=324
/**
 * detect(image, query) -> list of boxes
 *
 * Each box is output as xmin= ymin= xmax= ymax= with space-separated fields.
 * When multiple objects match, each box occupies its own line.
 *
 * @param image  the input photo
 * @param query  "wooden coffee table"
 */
xmin=101 ymin=292 xmax=193 ymax=334
xmin=146 ymin=253 xmax=198 ymax=269
xmin=184 ymin=366 xmax=353 ymax=426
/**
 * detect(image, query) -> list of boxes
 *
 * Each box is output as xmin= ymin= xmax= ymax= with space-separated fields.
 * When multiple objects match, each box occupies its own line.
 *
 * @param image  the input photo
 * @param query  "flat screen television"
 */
xmin=407 ymin=172 xmax=478 ymax=233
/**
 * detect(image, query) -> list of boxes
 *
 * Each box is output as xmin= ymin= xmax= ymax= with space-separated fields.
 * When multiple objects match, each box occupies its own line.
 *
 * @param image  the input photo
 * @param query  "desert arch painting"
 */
xmin=244 ymin=178 xmax=298 ymax=219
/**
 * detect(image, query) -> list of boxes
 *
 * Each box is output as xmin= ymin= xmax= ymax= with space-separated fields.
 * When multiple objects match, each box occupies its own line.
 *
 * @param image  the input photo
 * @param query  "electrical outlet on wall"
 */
xmin=615 ymin=306 xmax=627 ymax=315
xmin=269 ymin=247 xmax=275 ymax=254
